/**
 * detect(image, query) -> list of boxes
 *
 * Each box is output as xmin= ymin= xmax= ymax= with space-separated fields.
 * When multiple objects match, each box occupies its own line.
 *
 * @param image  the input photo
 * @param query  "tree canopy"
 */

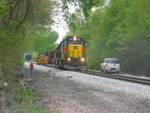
xmin=65 ymin=0 xmax=150 ymax=75
xmin=0 ymin=0 xmax=57 ymax=77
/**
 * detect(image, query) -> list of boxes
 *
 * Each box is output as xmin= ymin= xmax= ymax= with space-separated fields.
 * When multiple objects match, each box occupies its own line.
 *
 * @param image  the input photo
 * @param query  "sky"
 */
xmin=51 ymin=0 xmax=77 ymax=44
xmin=51 ymin=0 xmax=110 ymax=44
xmin=51 ymin=1 xmax=68 ymax=44
xmin=52 ymin=16 xmax=68 ymax=44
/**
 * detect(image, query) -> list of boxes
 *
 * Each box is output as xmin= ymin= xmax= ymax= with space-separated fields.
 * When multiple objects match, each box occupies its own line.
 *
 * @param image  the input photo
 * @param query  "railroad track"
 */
xmin=78 ymin=70 xmax=150 ymax=85
xmin=45 ymin=64 xmax=150 ymax=85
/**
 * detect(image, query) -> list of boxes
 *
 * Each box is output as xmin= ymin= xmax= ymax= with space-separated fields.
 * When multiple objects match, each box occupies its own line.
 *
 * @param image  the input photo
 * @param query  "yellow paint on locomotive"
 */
xmin=68 ymin=45 xmax=83 ymax=58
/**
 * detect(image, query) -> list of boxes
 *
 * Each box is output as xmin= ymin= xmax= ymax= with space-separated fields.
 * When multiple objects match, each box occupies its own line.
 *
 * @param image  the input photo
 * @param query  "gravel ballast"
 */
xmin=23 ymin=62 xmax=150 ymax=113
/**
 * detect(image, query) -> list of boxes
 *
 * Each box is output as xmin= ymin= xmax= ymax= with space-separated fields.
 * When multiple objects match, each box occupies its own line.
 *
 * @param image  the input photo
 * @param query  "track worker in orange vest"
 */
xmin=29 ymin=62 xmax=34 ymax=75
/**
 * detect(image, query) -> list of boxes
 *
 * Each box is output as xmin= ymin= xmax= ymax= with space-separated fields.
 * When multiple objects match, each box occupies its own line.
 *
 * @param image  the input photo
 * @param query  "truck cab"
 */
xmin=101 ymin=58 xmax=120 ymax=73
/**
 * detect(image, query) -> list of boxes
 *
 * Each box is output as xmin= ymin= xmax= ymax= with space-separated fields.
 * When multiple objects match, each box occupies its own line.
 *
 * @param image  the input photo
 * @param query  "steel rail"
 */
xmin=77 ymin=70 xmax=150 ymax=85
xmin=43 ymin=63 xmax=150 ymax=85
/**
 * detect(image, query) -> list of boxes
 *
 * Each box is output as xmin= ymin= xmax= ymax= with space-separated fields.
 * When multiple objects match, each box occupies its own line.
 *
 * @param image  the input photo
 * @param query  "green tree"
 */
xmin=66 ymin=0 xmax=150 ymax=75
xmin=0 ymin=0 xmax=57 ymax=77
xmin=31 ymin=30 xmax=58 ymax=55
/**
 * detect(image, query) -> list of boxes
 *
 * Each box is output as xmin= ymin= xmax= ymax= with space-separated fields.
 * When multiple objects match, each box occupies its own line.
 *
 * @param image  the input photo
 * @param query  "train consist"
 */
xmin=55 ymin=36 xmax=87 ymax=70
xmin=37 ymin=51 xmax=54 ymax=65
xmin=25 ymin=54 xmax=32 ymax=61
xmin=37 ymin=36 xmax=87 ymax=70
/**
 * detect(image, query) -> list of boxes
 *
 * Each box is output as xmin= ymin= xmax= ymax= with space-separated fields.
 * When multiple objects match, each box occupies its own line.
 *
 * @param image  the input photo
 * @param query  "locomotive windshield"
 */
xmin=61 ymin=36 xmax=87 ymax=47
xmin=105 ymin=59 xmax=119 ymax=64
xmin=68 ymin=40 xmax=83 ymax=44
xmin=68 ymin=37 xmax=86 ymax=46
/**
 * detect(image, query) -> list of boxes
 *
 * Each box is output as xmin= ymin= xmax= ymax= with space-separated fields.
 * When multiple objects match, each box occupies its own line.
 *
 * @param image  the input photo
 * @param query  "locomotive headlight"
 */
xmin=73 ymin=36 xmax=77 ymax=41
xmin=68 ymin=58 xmax=71 ymax=61
xmin=81 ymin=58 xmax=85 ymax=62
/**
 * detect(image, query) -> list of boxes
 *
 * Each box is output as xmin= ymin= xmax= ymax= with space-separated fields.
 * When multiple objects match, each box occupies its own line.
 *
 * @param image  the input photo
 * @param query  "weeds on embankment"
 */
xmin=0 ymin=76 xmax=61 ymax=113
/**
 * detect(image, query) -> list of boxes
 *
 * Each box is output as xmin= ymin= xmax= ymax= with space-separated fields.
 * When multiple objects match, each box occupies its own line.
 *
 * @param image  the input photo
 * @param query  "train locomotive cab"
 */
xmin=55 ymin=36 xmax=87 ymax=70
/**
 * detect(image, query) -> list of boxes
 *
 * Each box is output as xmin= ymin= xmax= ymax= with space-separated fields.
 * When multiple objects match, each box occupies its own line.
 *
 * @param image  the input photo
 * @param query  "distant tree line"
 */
xmin=62 ymin=0 xmax=150 ymax=76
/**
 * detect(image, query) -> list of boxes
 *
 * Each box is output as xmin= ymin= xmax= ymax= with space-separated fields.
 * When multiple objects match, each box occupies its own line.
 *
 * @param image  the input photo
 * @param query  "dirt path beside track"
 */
xmin=23 ymin=63 xmax=93 ymax=113
xmin=23 ymin=62 xmax=150 ymax=113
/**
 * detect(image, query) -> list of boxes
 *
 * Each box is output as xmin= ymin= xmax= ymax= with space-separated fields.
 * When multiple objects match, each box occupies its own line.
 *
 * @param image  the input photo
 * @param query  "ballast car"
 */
xmin=37 ymin=55 xmax=48 ymax=65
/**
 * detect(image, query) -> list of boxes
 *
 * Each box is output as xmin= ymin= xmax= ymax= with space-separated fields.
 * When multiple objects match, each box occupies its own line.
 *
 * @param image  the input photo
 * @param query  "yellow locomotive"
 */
xmin=55 ymin=36 xmax=87 ymax=70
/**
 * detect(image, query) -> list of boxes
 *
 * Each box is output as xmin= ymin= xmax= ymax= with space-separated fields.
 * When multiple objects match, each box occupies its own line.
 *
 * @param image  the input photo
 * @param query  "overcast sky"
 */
xmin=51 ymin=9 xmax=68 ymax=44
xmin=51 ymin=0 xmax=77 ymax=44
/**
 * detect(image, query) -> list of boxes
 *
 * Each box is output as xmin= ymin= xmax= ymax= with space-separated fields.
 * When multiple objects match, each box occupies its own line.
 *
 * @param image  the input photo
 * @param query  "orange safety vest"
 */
xmin=30 ymin=63 xmax=34 ymax=68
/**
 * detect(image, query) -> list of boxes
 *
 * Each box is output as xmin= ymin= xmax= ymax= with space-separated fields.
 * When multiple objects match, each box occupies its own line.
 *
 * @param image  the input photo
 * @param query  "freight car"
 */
xmin=25 ymin=54 xmax=32 ymax=61
xmin=37 ymin=55 xmax=48 ymax=65
xmin=37 ymin=51 xmax=55 ymax=65
xmin=48 ymin=51 xmax=55 ymax=64
xmin=55 ymin=36 xmax=87 ymax=70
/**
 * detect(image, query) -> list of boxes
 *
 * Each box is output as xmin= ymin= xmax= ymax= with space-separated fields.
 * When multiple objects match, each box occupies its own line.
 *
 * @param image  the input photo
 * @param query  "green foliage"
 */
xmin=62 ymin=0 xmax=104 ymax=17
xmin=32 ymin=52 xmax=39 ymax=61
xmin=21 ymin=105 xmax=49 ymax=113
xmin=54 ymin=110 xmax=61 ymax=113
xmin=30 ymin=30 xmax=58 ymax=55
xmin=5 ymin=76 xmax=18 ymax=83
xmin=23 ymin=96 xmax=37 ymax=102
xmin=0 ymin=0 xmax=8 ymax=18
xmin=0 ymin=0 xmax=57 ymax=77
xmin=15 ymin=86 xmax=47 ymax=112
xmin=118 ymin=37 xmax=150 ymax=75
xmin=28 ymin=106 xmax=48 ymax=113
xmin=0 ymin=71 xmax=3 ymax=78
xmin=16 ymin=87 xmax=38 ymax=97
xmin=15 ymin=86 xmax=61 ymax=113
xmin=67 ymin=0 xmax=150 ymax=75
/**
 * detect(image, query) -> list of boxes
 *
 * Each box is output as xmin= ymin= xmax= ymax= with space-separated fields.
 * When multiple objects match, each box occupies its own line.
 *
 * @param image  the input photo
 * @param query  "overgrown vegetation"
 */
xmin=30 ymin=30 xmax=58 ymax=56
xmin=15 ymin=86 xmax=48 ymax=113
xmin=0 ymin=77 xmax=61 ymax=113
xmin=63 ymin=0 xmax=150 ymax=76
xmin=15 ymin=86 xmax=62 ymax=113
xmin=0 ymin=0 xmax=57 ymax=77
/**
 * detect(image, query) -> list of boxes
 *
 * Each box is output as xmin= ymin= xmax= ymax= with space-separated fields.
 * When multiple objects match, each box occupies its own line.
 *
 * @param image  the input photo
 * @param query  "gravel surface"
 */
xmin=24 ymin=62 xmax=150 ymax=113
